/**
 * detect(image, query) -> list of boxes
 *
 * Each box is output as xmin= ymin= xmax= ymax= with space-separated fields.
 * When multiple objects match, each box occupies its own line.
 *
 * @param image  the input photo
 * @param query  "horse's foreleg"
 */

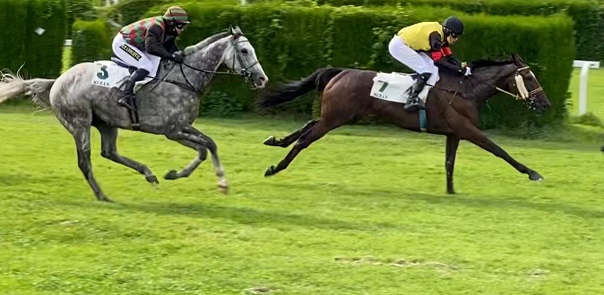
xmin=166 ymin=126 xmax=228 ymax=193
xmin=163 ymin=139 xmax=208 ymax=180
xmin=459 ymin=124 xmax=543 ymax=181
xmin=72 ymin=127 xmax=112 ymax=202
xmin=445 ymin=135 xmax=460 ymax=194
xmin=97 ymin=125 xmax=158 ymax=184
xmin=263 ymin=119 xmax=319 ymax=148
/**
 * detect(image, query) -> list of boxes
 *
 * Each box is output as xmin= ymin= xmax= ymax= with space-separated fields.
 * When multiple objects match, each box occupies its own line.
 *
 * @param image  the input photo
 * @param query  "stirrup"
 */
xmin=404 ymin=97 xmax=425 ymax=111
xmin=117 ymin=93 xmax=135 ymax=111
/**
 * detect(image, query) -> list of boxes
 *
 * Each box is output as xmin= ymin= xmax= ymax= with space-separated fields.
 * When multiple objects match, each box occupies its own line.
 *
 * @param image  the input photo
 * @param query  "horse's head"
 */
xmin=468 ymin=53 xmax=550 ymax=113
xmin=503 ymin=52 xmax=550 ymax=113
xmin=222 ymin=25 xmax=268 ymax=89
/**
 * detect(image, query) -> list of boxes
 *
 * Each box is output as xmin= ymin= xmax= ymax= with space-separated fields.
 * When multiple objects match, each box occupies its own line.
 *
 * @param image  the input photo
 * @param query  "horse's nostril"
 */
xmin=258 ymin=77 xmax=266 ymax=81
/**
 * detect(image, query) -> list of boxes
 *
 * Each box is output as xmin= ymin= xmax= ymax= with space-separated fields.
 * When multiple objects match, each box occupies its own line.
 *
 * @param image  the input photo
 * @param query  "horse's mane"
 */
xmin=184 ymin=31 xmax=232 ymax=55
xmin=468 ymin=57 xmax=514 ymax=69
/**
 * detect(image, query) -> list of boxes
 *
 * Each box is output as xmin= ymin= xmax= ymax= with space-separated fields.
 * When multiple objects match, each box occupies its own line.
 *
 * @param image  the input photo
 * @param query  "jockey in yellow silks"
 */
xmin=389 ymin=16 xmax=471 ymax=111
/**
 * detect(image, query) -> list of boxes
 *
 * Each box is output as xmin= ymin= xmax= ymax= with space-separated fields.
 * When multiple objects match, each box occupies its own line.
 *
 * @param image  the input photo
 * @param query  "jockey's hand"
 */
xmin=463 ymin=66 xmax=472 ymax=76
xmin=172 ymin=51 xmax=185 ymax=63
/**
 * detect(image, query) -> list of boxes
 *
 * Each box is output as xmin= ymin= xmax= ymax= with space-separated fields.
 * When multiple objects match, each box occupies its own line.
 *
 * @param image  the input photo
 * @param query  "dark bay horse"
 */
xmin=258 ymin=53 xmax=550 ymax=194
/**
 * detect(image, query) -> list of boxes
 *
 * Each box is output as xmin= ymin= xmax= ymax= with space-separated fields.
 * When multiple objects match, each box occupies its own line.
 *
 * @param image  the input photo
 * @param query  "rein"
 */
xmin=441 ymin=65 xmax=544 ymax=103
xmin=159 ymin=37 xmax=258 ymax=94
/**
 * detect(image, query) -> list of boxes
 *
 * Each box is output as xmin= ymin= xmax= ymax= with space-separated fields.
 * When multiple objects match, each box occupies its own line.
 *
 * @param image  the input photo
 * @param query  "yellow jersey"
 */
xmin=397 ymin=22 xmax=445 ymax=51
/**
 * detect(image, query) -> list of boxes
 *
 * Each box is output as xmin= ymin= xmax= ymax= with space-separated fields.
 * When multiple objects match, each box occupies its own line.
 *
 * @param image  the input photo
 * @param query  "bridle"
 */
xmin=494 ymin=65 xmax=544 ymax=101
xmin=164 ymin=35 xmax=259 ymax=93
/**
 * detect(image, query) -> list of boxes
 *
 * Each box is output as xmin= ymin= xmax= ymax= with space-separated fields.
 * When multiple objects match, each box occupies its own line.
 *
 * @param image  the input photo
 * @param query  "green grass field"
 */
xmin=1 ymin=105 xmax=603 ymax=294
xmin=1 ymin=47 xmax=601 ymax=294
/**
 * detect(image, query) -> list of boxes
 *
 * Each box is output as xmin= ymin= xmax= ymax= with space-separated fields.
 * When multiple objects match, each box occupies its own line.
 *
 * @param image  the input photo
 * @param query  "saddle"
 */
xmin=369 ymin=72 xmax=433 ymax=105
xmin=90 ymin=55 xmax=162 ymax=130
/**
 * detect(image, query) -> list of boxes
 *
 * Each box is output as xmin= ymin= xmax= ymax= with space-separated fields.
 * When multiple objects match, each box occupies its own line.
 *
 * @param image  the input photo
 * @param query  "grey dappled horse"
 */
xmin=0 ymin=26 xmax=268 ymax=202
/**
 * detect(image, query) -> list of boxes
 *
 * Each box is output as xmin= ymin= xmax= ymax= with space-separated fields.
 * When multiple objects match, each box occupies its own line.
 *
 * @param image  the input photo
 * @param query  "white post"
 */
xmin=572 ymin=60 xmax=600 ymax=116
xmin=579 ymin=62 xmax=590 ymax=116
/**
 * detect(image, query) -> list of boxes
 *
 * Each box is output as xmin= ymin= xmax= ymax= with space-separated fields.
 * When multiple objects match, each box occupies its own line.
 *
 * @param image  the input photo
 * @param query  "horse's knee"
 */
xmin=204 ymin=139 xmax=217 ymax=153
xmin=100 ymin=150 xmax=112 ymax=159
xmin=198 ymin=148 xmax=208 ymax=161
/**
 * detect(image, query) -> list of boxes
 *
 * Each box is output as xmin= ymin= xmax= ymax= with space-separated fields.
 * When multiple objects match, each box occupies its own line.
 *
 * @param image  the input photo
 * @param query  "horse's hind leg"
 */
xmin=263 ymin=119 xmax=319 ymax=148
xmin=163 ymin=139 xmax=208 ymax=180
xmin=96 ymin=124 xmax=158 ymax=184
xmin=71 ymin=127 xmax=112 ymax=202
xmin=264 ymin=118 xmax=342 ymax=177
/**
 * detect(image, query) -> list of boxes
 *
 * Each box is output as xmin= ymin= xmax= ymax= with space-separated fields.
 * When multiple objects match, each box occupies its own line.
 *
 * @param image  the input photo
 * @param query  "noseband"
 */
xmin=495 ymin=66 xmax=544 ymax=101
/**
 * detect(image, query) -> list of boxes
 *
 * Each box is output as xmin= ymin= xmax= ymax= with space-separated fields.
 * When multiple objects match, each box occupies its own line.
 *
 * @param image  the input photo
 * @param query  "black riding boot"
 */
xmin=404 ymin=72 xmax=432 ymax=112
xmin=117 ymin=68 xmax=150 ymax=111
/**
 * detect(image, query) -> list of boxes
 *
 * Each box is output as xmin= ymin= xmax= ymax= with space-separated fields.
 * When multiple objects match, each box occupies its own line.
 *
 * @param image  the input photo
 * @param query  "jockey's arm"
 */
xmin=441 ymin=47 xmax=464 ymax=67
xmin=164 ymin=38 xmax=180 ymax=54
xmin=427 ymin=32 xmax=465 ymax=74
xmin=145 ymin=25 xmax=177 ymax=60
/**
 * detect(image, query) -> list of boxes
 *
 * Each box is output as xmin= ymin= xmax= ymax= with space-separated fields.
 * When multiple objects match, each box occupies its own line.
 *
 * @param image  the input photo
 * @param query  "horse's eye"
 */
xmin=242 ymin=49 xmax=248 ymax=54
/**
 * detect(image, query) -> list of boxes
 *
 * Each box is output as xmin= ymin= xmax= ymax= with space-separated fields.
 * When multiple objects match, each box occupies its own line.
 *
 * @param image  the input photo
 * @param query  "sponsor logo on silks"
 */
xmin=119 ymin=44 xmax=142 ymax=61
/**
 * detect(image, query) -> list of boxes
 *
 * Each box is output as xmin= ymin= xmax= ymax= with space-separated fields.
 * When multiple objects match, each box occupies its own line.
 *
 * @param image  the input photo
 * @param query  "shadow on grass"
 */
xmin=55 ymin=198 xmax=403 ymax=233
xmin=314 ymin=184 xmax=604 ymax=220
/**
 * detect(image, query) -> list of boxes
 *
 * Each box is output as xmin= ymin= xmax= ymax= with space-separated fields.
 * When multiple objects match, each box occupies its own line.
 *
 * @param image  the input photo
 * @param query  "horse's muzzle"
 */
xmin=527 ymin=95 xmax=550 ymax=113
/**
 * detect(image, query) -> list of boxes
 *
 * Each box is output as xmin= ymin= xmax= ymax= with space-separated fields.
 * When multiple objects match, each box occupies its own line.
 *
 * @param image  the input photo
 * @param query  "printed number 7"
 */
xmin=379 ymin=82 xmax=388 ymax=92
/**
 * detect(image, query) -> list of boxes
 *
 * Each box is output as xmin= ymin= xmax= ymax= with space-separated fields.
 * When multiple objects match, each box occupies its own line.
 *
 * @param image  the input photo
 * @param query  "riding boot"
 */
xmin=117 ymin=68 xmax=150 ymax=111
xmin=404 ymin=72 xmax=432 ymax=112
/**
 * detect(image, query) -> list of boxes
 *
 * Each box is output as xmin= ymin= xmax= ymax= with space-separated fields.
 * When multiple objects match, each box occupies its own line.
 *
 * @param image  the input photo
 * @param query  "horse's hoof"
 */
xmin=529 ymin=171 xmax=543 ymax=181
xmin=263 ymin=136 xmax=277 ymax=146
xmin=218 ymin=184 xmax=229 ymax=194
xmin=600 ymin=145 xmax=604 ymax=152
xmin=97 ymin=195 xmax=114 ymax=203
xmin=264 ymin=166 xmax=277 ymax=177
xmin=145 ymin=175 xmax=159 ymax=184
xmin=447 ymin=189 xmax=456 ymax=195
xmin=164 ymin=170 xmax=179 ymax=180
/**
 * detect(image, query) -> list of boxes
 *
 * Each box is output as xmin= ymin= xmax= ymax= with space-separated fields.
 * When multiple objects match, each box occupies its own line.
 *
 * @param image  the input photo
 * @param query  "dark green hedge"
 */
xmin=73 ymin=2 xmax=575 ymax=127
xmin=315 ymin=0 xmax=604 ymax=62
xmin=171 ymin=3 xmax=575 ymax=127
xmin=0 ymin=0 xmax=66 ymax=78
xmin=66 ymin=0 xmax=98 ymax=38
xmin=71 ymin=19 xmax=113 ymax=66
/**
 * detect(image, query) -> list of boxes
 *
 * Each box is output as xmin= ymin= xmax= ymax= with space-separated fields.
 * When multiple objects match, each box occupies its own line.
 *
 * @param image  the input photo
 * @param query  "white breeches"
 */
xmin=111 ymin=34 xmax=154 ymax=72
xmin=388 ymin=35 xmax=439 ymax=85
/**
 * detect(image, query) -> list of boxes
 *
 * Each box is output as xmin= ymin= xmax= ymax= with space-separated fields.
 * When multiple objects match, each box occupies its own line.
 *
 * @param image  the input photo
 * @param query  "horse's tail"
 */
xmin=0 ymin=71 xmax=55 ymax=109
xmin=257 ymin=67 xmax=344 ymax=108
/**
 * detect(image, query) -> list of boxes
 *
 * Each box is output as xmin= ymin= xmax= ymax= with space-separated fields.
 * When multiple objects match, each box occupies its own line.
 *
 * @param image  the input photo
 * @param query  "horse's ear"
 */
xmin=511 ymin=52 xmax=526 ymax=64
xmin=229 ymin=25 xmax=243 ymax=38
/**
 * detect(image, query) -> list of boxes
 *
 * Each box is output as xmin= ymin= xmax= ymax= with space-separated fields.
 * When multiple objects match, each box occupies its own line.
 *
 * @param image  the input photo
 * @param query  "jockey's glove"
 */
xmin=172 ymin=51 xmax=185 ymax=63
xmin=463 ymin=66 xmax=472 ymax=76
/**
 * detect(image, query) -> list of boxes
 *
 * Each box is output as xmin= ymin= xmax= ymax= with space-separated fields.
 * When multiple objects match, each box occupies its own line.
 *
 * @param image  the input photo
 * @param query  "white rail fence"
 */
xmin=572 ymin=60 xmax=600 ymax=116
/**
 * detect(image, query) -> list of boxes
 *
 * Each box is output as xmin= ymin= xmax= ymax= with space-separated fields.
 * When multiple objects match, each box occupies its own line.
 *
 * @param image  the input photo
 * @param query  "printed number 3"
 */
xmin=97 ymin=65 xmax=108 ymax=79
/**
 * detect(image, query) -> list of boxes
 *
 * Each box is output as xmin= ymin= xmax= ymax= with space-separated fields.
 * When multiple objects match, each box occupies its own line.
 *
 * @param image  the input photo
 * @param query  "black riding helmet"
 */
xmin=442 ymin=16 xmax=464 ymax=37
